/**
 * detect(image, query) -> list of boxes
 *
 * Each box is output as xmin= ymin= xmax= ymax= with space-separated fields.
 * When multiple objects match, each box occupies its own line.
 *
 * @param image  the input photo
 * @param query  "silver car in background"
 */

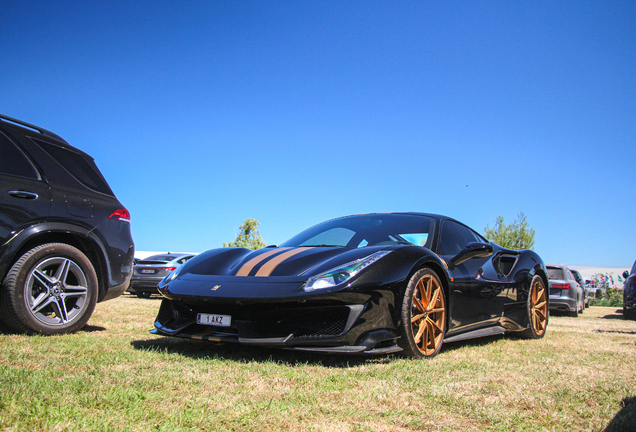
xmin=130 ymin=253 xmax=195 ymax=298
xmin=547 ymin=264 xmax=585 ymax=317
xmin=570 ymin=269 xmax=590 ymax=308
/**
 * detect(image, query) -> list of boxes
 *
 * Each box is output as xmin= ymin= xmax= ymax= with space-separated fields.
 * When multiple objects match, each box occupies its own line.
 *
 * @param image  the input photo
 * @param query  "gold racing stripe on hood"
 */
xmin=255 ymin=247 xmax=314 ymax=277
xmin=235 ymin=247 xmax=292 ymax=276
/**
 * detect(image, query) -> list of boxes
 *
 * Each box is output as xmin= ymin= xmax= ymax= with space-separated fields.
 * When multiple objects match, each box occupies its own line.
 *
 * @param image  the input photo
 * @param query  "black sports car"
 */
xmin=152 ymin=213 xmax=549 ymax=358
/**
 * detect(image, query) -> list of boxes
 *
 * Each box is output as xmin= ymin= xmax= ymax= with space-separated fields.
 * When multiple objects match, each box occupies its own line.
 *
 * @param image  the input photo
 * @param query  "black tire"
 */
xmin=398 ymin=268 xmax=446 ymax=358
xmin=136 ymin=291 xmax=153 ymax=299
xmin=0 ymin=316 xmax=13 ymax=334
xmin=520 ymin=275 xmax=548 ymax=339
xmin=569 ymin=307 xmax=579 ymax=318
xmin=623 ymin=308 xmax=636 ymax=320
xmin=0 ymin=243 xmax=98 ymax=335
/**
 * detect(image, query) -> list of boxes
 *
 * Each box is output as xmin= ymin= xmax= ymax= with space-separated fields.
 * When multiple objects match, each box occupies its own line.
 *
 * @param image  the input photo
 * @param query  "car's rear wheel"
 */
xmin=520 ymin=275 xmax=548 ymax=339
xmin=398 ymin=268 xmax=446 ymax=358
xmin=0 ymin=243 xmax=98 ymax=335
xmin=136 ymin=291 xmax=152 ymax=299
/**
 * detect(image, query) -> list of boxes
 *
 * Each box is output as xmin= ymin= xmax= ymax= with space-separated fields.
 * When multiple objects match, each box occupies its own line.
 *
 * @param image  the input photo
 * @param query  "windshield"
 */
xmin=280 ymin=214 xmax=434 ymax=248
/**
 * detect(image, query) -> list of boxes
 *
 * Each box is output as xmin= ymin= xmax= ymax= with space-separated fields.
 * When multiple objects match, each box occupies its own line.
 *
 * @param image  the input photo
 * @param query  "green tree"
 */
xmin=223 ymin=218 xmax=266 ymax=250
xmin=483 ymin=212 xmax=535 ymax=250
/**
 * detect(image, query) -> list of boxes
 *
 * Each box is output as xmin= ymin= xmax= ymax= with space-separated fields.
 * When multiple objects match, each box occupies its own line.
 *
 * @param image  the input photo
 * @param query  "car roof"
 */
xmin=334 ymin=212 xmax=461 ymax=224
xmin=0 ymin=113 xmax=98 ymax=158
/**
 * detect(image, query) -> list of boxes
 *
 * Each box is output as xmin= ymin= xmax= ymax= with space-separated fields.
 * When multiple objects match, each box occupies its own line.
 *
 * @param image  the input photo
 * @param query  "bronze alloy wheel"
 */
xmin=399 ymin=268 xmax=446 ymax=358
xmin=522 ymin=275 xmax=548 ymax=339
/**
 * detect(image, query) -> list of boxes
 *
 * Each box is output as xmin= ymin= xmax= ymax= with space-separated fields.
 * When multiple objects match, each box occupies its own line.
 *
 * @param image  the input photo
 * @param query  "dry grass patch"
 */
xmin=1 ymin=296 xmax=635 ymax=431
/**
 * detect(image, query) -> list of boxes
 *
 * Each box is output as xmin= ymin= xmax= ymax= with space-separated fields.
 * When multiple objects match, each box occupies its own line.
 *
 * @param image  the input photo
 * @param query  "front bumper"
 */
xmin=151 ymin=286 xmax=402 ymax=355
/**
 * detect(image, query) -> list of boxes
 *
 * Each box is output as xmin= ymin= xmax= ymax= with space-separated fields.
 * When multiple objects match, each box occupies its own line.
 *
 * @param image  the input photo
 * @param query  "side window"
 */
xmin=0 ymin=132 xmax=40 ymax=179
xmin=31 ymin=138 xmax=113 ymax=195
xmin=438 ymin=220 xmax=483 ymax=256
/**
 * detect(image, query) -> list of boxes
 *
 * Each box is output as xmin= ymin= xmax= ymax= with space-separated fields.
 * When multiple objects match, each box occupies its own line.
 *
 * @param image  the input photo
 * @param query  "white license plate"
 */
xmin=197 ymin=313 xmax=232 ymax=327
xmin=140 ymin=269 xmax=155 ymax=274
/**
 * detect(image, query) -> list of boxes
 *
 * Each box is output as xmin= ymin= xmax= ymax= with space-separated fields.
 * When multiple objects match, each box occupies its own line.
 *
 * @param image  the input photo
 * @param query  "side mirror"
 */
xmin=449 ymin=242 xmax=494 ymax=269
xmin=624 ymin=270 xmax=630 ymax=279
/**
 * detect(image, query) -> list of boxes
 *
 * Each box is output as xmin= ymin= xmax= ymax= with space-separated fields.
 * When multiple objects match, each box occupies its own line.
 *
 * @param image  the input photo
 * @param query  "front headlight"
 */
xmin=303 ymin=250 xmax=391 ymax=292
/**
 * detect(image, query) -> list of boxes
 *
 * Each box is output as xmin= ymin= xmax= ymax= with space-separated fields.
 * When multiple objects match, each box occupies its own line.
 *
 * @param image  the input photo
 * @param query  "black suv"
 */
xmin=0 ymin=114 xmax=134 ymax=335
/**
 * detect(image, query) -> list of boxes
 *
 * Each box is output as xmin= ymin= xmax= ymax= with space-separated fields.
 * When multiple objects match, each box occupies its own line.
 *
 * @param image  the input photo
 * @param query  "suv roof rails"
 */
xmin=0 ymin=113 xmax=69 ymax=144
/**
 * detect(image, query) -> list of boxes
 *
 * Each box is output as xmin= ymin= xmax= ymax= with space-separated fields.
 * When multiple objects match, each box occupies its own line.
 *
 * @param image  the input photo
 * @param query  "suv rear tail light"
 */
xmin=109 ymin=208 xmax=131 ymax=223
xmin=551 ymin=283 xmax=570 ymax=289
xmin=163 ymin=267 xmax=177 ymax=272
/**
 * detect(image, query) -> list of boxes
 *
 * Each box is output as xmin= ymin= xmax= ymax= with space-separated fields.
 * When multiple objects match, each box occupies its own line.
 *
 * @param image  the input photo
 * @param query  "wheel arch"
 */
xmin=395 ymin=257 xmax=450 ymax=358
xmin=402 ymin=256 xmax=452 ymax=328
xmin=0 ymin=223 xmax=110 ymax=301
xmin=531 ymin=258 xmax=550 ymax=310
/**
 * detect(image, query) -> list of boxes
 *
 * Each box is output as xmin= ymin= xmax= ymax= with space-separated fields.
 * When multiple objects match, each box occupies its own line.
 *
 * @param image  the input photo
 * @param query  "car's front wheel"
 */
xmin=520 ymin=275 xmax=548 ymax=339
xmin=0 ymin=243 xmax=98 ymax=335
xmin=398 ymin=268 xmax=446 ymax=358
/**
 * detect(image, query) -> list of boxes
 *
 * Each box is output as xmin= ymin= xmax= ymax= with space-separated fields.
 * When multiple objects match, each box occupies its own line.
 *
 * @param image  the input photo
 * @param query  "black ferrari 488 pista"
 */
xmin=152 ymin=213 xmax=549 ymax=358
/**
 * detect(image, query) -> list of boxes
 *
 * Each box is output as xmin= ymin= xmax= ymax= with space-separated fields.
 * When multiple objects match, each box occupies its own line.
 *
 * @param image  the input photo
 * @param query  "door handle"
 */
xmin=8 ymin=190 xmax=39 ymax=200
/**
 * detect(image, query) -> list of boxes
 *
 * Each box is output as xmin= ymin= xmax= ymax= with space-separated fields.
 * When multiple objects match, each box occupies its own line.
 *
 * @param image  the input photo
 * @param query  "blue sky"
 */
xmin=2 ymin=1 xmax=635 ymax=267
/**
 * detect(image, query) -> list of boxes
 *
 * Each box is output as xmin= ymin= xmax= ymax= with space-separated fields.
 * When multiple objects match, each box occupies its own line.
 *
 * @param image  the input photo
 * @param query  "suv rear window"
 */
xmin=547 ymin=267 xmax=565 ymax=280
xmin=142 ymin=255 xmax=180 ymax=262
xmin=33 ymin=138 xmax=113 ymax=195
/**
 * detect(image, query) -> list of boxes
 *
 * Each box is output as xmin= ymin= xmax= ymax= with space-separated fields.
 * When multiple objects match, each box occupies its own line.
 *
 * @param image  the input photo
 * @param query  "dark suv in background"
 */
xmin=0 ymin=114 xmax=134 ymax=335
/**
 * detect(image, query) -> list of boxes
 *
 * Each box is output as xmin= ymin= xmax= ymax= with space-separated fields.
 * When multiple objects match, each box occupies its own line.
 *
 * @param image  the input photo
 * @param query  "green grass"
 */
xmin=1 ymin=297 xmax=635 ymax=431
